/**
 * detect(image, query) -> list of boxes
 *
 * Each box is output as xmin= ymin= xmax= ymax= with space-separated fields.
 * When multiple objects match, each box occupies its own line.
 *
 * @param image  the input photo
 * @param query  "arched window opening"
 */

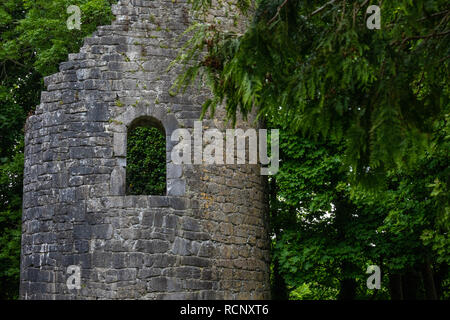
xmin=126 ymin=117 xmax=166 ymax=195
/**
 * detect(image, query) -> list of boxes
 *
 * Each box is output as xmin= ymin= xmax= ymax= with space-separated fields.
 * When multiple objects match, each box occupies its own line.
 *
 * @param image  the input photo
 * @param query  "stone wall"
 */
xmin=20 ymin=0 xmax=270 ymax=300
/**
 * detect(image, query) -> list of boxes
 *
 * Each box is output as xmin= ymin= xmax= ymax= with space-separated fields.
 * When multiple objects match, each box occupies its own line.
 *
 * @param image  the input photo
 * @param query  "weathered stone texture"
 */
xmin=20 ymin=0 xmax=270 ymax=300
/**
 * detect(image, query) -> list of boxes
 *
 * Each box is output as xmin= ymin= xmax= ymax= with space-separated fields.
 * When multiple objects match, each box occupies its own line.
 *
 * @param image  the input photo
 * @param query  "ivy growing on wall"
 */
xmin=126 ymin=127 xmax=166 ymax=196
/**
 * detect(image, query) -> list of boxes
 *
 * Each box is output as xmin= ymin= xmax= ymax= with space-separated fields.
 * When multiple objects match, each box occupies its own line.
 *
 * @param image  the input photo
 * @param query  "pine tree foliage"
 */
xmin=174 ymin=0 xmax=449 ymax=180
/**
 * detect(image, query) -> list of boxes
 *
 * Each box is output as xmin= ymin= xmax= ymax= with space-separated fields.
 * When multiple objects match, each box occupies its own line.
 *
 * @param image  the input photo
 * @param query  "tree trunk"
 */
xmin=338 ymin=276 xmax=358 ymax=300
xmin=269 ymin=177 xmax=289 ymax=300
xmin=434 ymin=263 xmax=448 ymax=300
xmin=334 ymin=196 xmax=358 ymax=300
xmin=422 ymin=258 xmax=438 ymax=300
xmin=272 ymin=259 xmax=289 ymax=300
xmin=389 ymin=274 xmax=403 ymax=300
xmin=402 ymin=270 xmax=421 ymax=300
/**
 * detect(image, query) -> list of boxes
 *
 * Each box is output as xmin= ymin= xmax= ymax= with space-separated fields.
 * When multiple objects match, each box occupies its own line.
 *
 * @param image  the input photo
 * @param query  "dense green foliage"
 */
xmin=177 ymin=0 xmax=449 ymax=181
xmin=269 ymin=122 xmax=449 ymax=299
xmin=0 ymin=142 xmax=23 ymax=299
xmin=126 ymin=127 xmax=166 ymax=196
xmin=0 ymin=0 xmax=116 ymax=299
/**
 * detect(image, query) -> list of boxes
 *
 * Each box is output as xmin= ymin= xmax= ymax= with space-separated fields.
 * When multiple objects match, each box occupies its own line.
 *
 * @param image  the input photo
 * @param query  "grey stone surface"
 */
xmin=20 ymin=0 xmax=270 ymax=300
xmin=113 ymin=133 xmax=127 ymax=157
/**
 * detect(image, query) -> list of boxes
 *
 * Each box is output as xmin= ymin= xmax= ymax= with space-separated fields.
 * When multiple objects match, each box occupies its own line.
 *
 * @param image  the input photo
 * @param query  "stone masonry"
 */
xmin=20 ymin=0 xmax=270 ymax=299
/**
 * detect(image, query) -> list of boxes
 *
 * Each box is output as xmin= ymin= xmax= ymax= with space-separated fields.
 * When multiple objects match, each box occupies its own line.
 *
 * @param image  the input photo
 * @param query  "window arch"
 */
xmin=126 ymin=116 xmax=166 ymax=196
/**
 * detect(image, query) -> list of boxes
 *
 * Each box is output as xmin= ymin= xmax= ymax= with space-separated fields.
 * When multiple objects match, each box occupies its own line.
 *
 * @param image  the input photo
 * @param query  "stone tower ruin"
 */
xmin=20 ymin=0 xmax=270 ymax=299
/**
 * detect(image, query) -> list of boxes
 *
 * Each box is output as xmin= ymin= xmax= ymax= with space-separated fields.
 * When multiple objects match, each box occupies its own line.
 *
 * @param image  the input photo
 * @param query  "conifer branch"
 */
xmin=391 ymin=30 xmax=450 ymax=46
xmin=310 ymin=0 xmax=338 ymax=17
xmin=267 ymin=0 xmax=289 ymax=25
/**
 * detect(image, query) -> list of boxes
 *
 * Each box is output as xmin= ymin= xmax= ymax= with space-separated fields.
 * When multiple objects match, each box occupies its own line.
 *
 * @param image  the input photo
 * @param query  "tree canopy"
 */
xmin=176 ymin=0 xmax=449 ymax=181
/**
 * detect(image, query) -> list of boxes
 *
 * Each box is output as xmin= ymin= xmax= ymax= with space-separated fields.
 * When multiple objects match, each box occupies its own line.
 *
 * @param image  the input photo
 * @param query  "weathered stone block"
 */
xmin=110 ymin=166 xmax=125 ymax=196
